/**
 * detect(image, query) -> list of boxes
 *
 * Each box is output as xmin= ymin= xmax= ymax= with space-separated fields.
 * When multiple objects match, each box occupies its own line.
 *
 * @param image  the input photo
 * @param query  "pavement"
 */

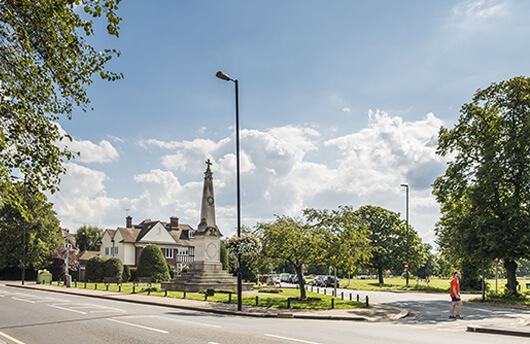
xmin=3 ymin=281 xmax=530 ymax=338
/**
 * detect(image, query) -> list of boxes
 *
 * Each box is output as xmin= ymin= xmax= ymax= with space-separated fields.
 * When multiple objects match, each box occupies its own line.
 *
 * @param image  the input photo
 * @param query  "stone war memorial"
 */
xmin=162 ymin=160 xmax=253 ymax=292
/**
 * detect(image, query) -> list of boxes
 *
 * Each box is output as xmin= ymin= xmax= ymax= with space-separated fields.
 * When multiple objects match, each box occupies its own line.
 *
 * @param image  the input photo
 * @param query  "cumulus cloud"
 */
xmin=51 ymin=113 xmax=447 ymax=243
xmin=56 ymin=124 xmax=119 ymax=163
xmin=343 ymin=107 xmax=351 ymax=113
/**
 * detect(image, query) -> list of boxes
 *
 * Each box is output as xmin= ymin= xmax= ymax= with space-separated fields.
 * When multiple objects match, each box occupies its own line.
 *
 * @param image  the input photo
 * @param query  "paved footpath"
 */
xmin=4 ymin=281 xmax=530 ymax=338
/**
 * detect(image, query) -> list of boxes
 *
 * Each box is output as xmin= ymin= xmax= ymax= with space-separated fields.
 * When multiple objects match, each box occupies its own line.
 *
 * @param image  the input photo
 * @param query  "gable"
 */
xmin=138 ymin=222 xmax=176 ymax=244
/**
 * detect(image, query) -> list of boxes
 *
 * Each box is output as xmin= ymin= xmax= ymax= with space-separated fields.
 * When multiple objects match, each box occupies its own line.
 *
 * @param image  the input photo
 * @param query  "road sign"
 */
xmin=404 ymin=262 xmax=409 ymax=270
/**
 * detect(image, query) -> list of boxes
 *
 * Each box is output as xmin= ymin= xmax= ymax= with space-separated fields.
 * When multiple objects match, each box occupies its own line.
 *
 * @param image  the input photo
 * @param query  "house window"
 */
xmin=165 ymin=248 xmax=174 ymax=259
xmin=105 ymin=247 xmax=109 ymax=256
xmin=112 ymin=247 xmax=118 ymax=256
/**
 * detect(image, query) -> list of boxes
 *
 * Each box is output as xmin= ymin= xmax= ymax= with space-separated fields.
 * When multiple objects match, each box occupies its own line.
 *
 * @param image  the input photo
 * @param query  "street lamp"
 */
xmin=400 ymin=183 xmax=409 ymax=286
xmin=216 ymin=70 xmax=242 ymax=311
xmin=11 ymin=175 xmax=27 ymax=285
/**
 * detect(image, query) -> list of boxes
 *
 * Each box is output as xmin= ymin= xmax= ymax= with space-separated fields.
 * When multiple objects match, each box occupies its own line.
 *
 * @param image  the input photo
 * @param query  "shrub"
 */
xmin=103 ymin=257 xmax=123 ymax=281
xmin=86 ymin=256 xmax=106 ymax=282
xmin=136 ymin=244 xmax=171 ymax=282
xmin=129 ymin=267 xmax=138 ymax=282
xmin=122 ymin=265 xmax=131 ymax=282
xmin=167 ymin=262 xmax=175 ymax=279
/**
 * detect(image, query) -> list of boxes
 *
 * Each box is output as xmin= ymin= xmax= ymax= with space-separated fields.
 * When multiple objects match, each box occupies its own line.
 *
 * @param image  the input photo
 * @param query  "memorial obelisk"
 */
xmin=162 ymin=160 xmax=252 ymax=292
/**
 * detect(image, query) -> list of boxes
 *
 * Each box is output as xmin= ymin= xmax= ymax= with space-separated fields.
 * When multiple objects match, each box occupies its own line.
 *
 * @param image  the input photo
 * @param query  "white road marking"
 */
xmin=48 ymin=304 xmax=87 ymax=314
xmin=0 ymin=331 xmax=26 ymax=344
xmin=11 ymin=297 xmax=35 ymax=304
xmin=265 ymin=334 xmax=322 ymax=344
xmin=149 ymin=315 xmax=221 ymax=328
xmin=109 ymin=319 xmax=168 ymax=334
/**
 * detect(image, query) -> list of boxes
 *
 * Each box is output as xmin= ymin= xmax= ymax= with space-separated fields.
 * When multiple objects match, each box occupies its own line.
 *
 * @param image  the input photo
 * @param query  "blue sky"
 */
xmin=52 ymin=0 xmax=530 ymax=245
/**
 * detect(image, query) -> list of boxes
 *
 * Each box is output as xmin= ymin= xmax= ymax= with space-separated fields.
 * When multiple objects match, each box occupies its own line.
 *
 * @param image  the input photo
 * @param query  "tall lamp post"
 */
xmin=11 ymin=175 xmax=27 ymax=285
xmin=216 ymin=70 xmax=242 ymax=311
xmin=400 ymin=183 xmax=409 ymax=286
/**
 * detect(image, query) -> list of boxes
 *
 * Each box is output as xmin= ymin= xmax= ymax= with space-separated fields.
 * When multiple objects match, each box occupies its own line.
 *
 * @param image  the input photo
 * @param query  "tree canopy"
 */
xmin=352 ymin=205 xmax=425 ymax=284
xmin=256 ymin=215 xmax=325 ymax=299
xmin=0 ymin=183 xmax=63 ymax=270
xmin=75 ymin=225 xmax=103 ymax=251
xmin=0 ymin=0 xmax=122 ymax=211
xmin=433 ymin=76 xmax=530 ymax=293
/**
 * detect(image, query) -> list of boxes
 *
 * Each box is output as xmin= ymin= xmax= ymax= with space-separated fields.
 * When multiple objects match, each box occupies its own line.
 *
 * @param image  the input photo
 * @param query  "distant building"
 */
xmin=100 ymin=216 xmax=195 ymax=272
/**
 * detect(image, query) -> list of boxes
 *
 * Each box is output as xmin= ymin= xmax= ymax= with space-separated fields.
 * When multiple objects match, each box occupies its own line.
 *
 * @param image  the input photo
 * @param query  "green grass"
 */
xmin=63 ymin=281 xmax=366 ymax=310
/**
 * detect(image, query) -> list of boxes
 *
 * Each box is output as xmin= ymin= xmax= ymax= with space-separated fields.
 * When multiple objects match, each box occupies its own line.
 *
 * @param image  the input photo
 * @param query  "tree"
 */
xmin=0 ymin=0 xmax=123 ymax=211
xmin=433 ymin=76 xmax=530 ymax=294
xmin=256 ymin=215 xmax=324 ymax=299
xmin=136 ymin=244 xmax=170 ymax=282
xmin=351 ymin=205 xmax=424 ymax=284
xmin=85 ymin=255 xmax=105 ymax=282
xmin=75 ymin=225 xmax=103 ymax=251
xmin=304 ymin=206 xmax=372 ymax=278
xmin=103 ymin=256 xmax=123 ymax=281
xmin=0 ymin=183 xmax=63 ymax=270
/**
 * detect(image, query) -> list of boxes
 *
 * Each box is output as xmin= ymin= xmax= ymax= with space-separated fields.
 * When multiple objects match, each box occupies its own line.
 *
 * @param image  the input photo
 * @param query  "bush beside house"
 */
xmin=136 ymin=244 xmax=171 ymax=282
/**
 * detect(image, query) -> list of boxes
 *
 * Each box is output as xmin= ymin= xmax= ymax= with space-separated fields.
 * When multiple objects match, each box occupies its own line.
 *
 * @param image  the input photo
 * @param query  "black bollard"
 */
xmin=331 ymin=298 xmax=335 ymax=309
xmin=255 ymin=296 xmax=259 ymax=306
xmin=164 ymin=289 xmax=167 ymax=297
xmin=341 ymin=292 xmax=344 ymax=300
xmin=106 ymin=284 xmax=109 ymax=291
xmin=95 ymin=283 xmax=97 ymax=290
xmin=132 ymin=286 xmax=135 ymax=294
xmin=228 ymin=293 xmax=232 ymax=303
xmin=287 ymin=298 xmax=291 ymax=309
xmin=349 ymin=293 xmax=352 ymax=301
xmin=357 ymin=294 xmax=359 ymax=302
xmin=183 ymin=291 xmax=186 ymax=299
xmin=366 ymin=296 xmax=369 ymax=307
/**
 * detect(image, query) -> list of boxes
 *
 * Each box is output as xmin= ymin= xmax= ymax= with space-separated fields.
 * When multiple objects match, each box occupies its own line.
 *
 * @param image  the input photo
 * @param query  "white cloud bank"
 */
xmin=49 ymin=111 xmax=447 ymax=244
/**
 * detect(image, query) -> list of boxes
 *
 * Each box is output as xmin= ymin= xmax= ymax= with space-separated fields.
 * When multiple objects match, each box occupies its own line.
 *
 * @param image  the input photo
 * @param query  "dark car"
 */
xmin=322 ymin=275 xmax=340 ymax=288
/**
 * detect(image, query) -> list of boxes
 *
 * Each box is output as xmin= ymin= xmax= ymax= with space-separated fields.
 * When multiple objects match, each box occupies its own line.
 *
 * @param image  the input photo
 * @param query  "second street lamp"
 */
xmin=216 ymin=70 xmax=243 ymax=311
xmin=400 ymin=183 xmax=410 ymax=286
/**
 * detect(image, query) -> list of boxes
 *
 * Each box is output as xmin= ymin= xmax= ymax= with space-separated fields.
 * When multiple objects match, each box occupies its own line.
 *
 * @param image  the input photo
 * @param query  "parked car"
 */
xmin=322 ymin=275 xmax=340 ymax=288
xmin=267 ymin=274 xmax=280 ymax=283
xmin=280 ymin=273 xmax=291 ymax=282
xmin=311 ymin=275 xmax=325 ymax=286
xmin=290 ymin=274 xmax=306 ymax=284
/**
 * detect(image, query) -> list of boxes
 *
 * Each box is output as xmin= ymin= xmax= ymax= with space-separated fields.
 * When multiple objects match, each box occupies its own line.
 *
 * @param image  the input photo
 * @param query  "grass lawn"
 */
xmin=337 ymin=276 xmax=530 ymax=294
xmin=64 ymin=281 xmax=367 ymax=310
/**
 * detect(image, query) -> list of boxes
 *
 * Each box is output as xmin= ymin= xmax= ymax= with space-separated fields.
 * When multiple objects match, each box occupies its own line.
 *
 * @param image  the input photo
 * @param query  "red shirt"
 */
xmin=450 ymin=277 xmax=460 ymax=297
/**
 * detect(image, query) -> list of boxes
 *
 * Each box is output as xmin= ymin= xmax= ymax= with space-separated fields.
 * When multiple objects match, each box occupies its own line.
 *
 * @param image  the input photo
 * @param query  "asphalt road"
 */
xmin=1 ymin=285 xmax=529 ymax=344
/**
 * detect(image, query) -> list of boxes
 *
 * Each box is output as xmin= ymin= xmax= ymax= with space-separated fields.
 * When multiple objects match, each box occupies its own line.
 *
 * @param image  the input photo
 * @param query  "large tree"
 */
xmin=303 ymin=206 xmax=372 ymax=278
xmin=352 ymin=205 xmax=425 ymax=284
xmin=76 ymin=225 xmax=103 ymax=252
xmin=0 ymin=183 xmax=63 ymax=270
xmin=433 ymin=76 xmax=530 ymax=294
xmin=256 ymin=215 xmax=325 ymax=299
xmin=0 ymin=0 xmax=122 ymax=211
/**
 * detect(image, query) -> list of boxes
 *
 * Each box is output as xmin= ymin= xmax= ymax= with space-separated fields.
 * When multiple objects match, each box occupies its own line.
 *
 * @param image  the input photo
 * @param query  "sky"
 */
xmin=50 ymin=0 xmax=530 ymax=246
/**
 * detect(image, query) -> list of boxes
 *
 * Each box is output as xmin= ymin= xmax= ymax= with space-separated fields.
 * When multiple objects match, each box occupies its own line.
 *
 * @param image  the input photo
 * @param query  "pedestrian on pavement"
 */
xmin=449 ymin=270 xmax=463 ymax=319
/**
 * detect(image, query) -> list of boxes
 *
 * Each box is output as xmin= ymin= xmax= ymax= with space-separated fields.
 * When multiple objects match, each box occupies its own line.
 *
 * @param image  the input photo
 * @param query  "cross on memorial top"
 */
xmin=206 ymin=159 xmax=213 ymax=170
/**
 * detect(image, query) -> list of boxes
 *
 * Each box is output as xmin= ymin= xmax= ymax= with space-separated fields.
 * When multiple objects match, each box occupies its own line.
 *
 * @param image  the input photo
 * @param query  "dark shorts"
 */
xmin=452 ymin=297 xmax=461 ymax=302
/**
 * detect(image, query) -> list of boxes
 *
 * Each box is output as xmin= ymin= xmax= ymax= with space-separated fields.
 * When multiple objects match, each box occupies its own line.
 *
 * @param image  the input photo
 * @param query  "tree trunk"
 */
xmin=295 ymin=265 xmax=306 ymax=299
xmin=504 ymin=259 xmax=518 ymax=294
xmin=378 ymin=267 xmax=384 ymax=285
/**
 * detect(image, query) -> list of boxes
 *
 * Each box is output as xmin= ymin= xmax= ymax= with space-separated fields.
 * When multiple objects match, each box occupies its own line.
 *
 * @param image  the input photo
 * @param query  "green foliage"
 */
xmin=256 ymin=215 xmax=323 ymax=299
xmin=0 ymin=184 xmax=62 ymax=270
xmin=75 ymin=225 xmax=103 ymax=251
xmin=433 ymin=76 xmax=530 ymax=293
xmin=351 ymin=205 xmax=425 ymax=283
xmin=136 ymin=244 xmax=170 ymax=282
xmin=220 ymin=241 xmax=229 ymax=271
xmin=85 ymin=255 xmax=106 ymax=282
xmin=129 ymin=267 xmax=137 ymax=281
xmin=304 ymin=206 xmax=372 ymax=274
xmin=122 ymin=265 xmax=131 ymax=282
xmin=167 ymin=262 xmax=175 ymax=279
xmin=0 ymin=0 xmax=123 ymax=212
xmin=103 ymin=256 xmax=123 ymax=281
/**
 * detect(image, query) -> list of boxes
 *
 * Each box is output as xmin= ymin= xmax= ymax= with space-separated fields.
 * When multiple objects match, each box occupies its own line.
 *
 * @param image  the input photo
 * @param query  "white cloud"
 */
xmin=343 ymin=107 xmax=351 ymax=113
xmin=56 ymin=124 xmax=119 ymax=163
xmin=452 ymin=0 xmax=507 ymax=18
xmin=51 ymin=114 xmax=447 ymax=243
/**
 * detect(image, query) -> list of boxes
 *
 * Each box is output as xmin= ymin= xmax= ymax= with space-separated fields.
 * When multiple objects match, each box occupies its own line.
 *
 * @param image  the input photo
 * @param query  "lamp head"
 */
xmin=216 ymin=71 xmax=233 ymax=81
xmin=400 ymin=183 xmax=409 ymax=188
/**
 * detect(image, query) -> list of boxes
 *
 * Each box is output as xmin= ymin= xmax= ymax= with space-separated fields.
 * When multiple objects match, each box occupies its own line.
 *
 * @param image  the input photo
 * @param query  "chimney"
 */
xmin=126 ymin=215 xmax=132 ymax=228
xmin=170 ymin=216 xmax=179 ymax=230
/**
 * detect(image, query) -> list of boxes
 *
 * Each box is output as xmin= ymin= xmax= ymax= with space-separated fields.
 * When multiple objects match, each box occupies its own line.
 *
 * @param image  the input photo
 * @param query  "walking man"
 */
xmin=449 ymin=270 xmax=463 ymax=319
